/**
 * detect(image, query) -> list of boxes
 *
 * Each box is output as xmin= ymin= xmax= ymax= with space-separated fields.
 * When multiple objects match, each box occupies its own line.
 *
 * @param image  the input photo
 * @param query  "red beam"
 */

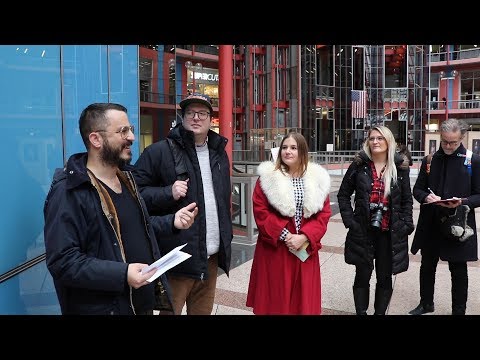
xmin=219 ymin=45 xmax=233 ymax=175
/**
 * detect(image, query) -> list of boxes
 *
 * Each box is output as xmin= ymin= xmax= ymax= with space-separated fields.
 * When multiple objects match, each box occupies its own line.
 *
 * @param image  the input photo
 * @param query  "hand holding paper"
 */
xmin=289 ymin=241 xmax=310 ymax=262
xmin=422 ymin=197 xmax=467 ymax=206
xmin=141 ymin=244 xmax=191 ymax=283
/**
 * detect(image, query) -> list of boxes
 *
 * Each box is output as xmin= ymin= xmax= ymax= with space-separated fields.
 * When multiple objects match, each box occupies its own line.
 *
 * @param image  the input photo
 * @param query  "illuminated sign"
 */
xmin=187 ymin=68 xmax=219 ymax=84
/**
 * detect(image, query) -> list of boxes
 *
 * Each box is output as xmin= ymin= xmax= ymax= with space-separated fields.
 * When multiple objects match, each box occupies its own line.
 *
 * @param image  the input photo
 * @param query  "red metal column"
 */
xmin=445 ymin=45 xmax=450 ymax=120
xmin=297 ymin=45 xmax=302 ymax=129
xmin=271 ymin=46 xmax=276 ymax=128
xmin=219 ymin=45 xmax=233 ymax=175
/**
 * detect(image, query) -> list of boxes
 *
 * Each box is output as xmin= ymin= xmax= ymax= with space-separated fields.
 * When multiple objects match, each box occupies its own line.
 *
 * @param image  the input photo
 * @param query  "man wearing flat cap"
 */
xmin=134 ymin=93 xmax=232 ymax=315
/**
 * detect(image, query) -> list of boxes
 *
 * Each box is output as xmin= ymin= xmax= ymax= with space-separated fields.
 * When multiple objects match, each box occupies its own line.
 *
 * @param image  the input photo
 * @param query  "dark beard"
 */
xmin=100 ymin=138 xmax=132 ymax=167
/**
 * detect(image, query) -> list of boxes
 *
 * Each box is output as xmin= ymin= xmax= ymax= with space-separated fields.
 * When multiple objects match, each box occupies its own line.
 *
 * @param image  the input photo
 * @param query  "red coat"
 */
xmin=246 ymin=161 xmax=332 ymax=315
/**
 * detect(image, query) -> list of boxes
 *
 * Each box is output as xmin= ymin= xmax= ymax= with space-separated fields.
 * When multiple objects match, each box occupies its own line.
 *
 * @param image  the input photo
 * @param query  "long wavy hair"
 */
xmin=362 ymin=126 xmax=397 ymax=198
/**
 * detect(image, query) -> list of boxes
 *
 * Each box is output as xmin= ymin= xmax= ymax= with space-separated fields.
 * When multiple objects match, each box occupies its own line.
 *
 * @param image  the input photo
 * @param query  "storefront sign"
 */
xmin=188 ymin=68 xmax=219 ymax=84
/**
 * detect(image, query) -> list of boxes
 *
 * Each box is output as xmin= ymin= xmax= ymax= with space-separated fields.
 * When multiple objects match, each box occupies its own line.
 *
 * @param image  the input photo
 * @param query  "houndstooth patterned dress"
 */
xmin=279 ymin=177 xmax=305 ymax=240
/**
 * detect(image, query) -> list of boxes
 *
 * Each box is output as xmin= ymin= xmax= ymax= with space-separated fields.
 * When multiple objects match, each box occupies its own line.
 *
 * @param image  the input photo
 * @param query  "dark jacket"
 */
xmin=411 ymin=144 xmax=480 ymax=262
xmin=43 ymin=153 xmax=174 ymax=315
xmin=337 ymin=151 xmax=414 ymax=274
xmin=133 ymin=124 xmax=233 ymax=279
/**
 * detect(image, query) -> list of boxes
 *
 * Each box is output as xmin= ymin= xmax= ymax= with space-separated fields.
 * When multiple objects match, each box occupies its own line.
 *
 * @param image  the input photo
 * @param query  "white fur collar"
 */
xmin=257 ymin=161 xmax=331 ymax=218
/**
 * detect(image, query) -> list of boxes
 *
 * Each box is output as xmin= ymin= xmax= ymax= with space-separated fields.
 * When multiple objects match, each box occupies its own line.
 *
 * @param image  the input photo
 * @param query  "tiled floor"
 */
xmin=184 ymin=174 xmax=480 ymax=315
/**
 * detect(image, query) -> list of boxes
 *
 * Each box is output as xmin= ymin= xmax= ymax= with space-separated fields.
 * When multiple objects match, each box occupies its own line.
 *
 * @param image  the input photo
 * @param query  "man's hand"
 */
xmin=172 ymin=179 xmax=189 ymax=200
xmin=127 ymin=263 xmax=156 ymax=289
xmin=174 ymin=202 xmax=198 ymax=229
xmin=425 ymin=193 xmax=441 ymax=204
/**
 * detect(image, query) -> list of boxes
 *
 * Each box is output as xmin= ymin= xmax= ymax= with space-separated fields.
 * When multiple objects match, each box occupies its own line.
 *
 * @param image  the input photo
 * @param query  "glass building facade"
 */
xmin=138 ymin=45 xmax=440 ymax=160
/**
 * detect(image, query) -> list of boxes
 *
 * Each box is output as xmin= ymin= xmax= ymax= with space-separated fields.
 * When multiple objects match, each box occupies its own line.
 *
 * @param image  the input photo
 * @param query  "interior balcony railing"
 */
xmin=193 ymin=45 xmax=219 ymax=56
xmin=174 ymin=94 xmax=219 ymax=107
xmin=429 ymin=98 xmax=480 ymax=110
xmin=140 ymin=90 xmax=219 ymax=108
xmin=176 ymin=45 xmax=193 ymax=51
xmin=175 ymin=45 xmax=219 ymax=56
xmin=233 ymin=151 xmax=427 ymax=180
xmin=140 ymin=91 xmax=176 ymax=104
xmin=430 ymin=47 xmax=480 ymax=62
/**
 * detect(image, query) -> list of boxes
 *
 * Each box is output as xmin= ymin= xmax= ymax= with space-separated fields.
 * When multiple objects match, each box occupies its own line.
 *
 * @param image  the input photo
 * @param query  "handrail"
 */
xmin=233 ymin=153 xmax=427 ymax=176
xmin=430 ymin=47 xmax=480 ymax=62
xmin=0 ymin=253 xmax=46 ymax=284
xmin=233 ymin=150 xmax=427 ymax=164
xmin=429 ymin=98 xmax=480 ymax=110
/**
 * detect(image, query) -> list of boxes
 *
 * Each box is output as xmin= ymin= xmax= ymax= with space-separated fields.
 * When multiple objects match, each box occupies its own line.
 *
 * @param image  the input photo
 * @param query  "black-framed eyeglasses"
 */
xmin=94 ymin=125 xmax=134 ymax=139
xmin=184 ymin=110 xmax=210 ymax=120
xmin=440 ymin=139 xmax=460 ymax=147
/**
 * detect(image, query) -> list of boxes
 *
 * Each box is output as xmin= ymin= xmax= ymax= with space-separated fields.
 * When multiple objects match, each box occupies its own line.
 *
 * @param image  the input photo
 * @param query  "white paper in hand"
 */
xmin=141 ymin=243 xmax=191 ymax=283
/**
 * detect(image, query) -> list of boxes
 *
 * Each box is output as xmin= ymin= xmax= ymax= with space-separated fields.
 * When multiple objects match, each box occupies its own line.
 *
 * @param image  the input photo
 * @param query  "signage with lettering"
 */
xmin=187 ymin=68 xmax=219 ymax=84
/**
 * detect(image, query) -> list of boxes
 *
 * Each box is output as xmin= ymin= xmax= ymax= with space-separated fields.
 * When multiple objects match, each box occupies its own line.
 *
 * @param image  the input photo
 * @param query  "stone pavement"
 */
xmin=185 ymin=173 xmax=480 ymax=315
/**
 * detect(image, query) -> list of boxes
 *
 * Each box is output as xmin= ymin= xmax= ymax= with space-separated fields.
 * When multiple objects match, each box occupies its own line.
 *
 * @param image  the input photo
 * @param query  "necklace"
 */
xmin=374 ymin=163 xmax=387 ymax=179
xmin=379 ymin=164 xmax=386 ymax=178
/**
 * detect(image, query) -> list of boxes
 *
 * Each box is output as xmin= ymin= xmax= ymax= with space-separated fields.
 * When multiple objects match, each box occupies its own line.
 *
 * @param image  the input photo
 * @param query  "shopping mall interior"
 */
xmin=139 ymin=45 xmax=480 ymax=161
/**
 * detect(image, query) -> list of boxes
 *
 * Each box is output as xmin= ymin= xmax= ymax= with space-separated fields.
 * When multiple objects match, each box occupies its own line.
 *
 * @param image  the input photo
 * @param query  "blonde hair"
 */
xmin=362 ymin=126 xmax=397 ymax=198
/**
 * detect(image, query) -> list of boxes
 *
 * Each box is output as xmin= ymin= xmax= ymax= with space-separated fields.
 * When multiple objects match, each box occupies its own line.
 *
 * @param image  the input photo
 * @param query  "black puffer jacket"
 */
xmin=134 ymin=124 xmax=232 ymax=279
xmin=337 ymin=151 xmax=414 ymax=274
xmin=411 ymin=144 xmax=480 ymax=261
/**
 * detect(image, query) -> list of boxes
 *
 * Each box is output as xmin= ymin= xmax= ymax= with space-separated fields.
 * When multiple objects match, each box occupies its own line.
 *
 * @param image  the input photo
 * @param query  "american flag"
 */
xmin=351 ymin=90 xmax=367 ymax=118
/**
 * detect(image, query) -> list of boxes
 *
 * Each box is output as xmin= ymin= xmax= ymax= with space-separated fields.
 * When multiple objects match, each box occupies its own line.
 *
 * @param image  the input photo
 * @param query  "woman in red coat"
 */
xmin=246 ymin=132 xmax=331 ymax=315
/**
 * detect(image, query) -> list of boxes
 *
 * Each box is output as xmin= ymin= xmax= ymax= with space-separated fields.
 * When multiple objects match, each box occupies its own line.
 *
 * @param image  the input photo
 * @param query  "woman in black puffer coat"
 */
xmin=337 ymin=126 xmax=414 ymax=315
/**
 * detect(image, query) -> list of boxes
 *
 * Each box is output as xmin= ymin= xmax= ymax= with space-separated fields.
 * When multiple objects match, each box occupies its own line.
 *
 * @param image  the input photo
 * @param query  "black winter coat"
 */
xmin=44 ymin=153 xmax=174 ymax=315
xmin=133 ymin=124 xmax=233 ymax=279
xmin=337 ymin=151 xmax=414 ymax=274
xmin=411 ymin=144 xmax=480 ymax=262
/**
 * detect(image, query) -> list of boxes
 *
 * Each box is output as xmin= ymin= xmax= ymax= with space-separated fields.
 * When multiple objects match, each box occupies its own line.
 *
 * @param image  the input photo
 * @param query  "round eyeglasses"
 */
xmin=94 ymin=125 xmax=134 ymax=139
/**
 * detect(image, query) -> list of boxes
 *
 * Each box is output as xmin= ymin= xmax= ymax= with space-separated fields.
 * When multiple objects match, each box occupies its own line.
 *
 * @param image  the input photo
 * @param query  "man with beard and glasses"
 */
xmin=44 ymin=103 xmax=198 ymax=315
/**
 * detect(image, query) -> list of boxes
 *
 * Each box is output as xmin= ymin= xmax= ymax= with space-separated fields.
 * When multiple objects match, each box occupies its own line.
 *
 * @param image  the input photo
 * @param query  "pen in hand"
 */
xmin=426 ymin=187 xmax=442 ymax=204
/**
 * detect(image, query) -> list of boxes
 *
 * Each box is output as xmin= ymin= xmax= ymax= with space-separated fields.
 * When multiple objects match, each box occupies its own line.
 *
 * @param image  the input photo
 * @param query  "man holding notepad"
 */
xmin=410 ymin=118 xmax=480 ymax=315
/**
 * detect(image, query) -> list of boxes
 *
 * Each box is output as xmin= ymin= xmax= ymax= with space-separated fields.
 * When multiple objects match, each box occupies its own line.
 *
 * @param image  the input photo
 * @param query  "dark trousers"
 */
xmin=419 ymin=245 xmax=468 ymax=314
xmin=136 ymin=309 xmax=154 ymax=315
xmin=354 ymin=230 xmax=392 ymax=290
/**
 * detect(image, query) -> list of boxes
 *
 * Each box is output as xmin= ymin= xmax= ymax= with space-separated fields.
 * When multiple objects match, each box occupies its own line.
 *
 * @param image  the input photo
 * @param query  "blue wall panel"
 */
xmin=108 ymin=45 xmax=140 ymax=160
xmin=62 ymin=45 xmax=110 ymax=159
xmin=0 ymin=45 xmax=140 ymax=314
xmin=0 ymin=45 xmax=63 ymax=314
